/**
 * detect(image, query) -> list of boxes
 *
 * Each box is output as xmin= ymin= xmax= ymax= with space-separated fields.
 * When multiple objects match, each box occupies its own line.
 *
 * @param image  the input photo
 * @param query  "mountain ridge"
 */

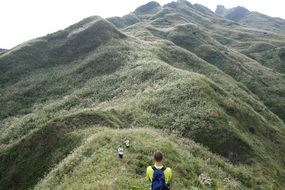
xmin=1 ymin=1 xmax=285 ymax=189
xmin=215 ymin=5 xmax=285 ymax=32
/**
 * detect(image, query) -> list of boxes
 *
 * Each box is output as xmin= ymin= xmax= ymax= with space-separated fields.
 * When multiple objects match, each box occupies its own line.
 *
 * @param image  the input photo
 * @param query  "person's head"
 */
xmin=154 ymin=151 xmax=163 ymax=163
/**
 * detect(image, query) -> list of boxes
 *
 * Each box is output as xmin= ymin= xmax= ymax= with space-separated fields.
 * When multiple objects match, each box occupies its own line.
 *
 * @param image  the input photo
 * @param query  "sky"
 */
xmin=1 ymin=0 xmax=285 ymax=49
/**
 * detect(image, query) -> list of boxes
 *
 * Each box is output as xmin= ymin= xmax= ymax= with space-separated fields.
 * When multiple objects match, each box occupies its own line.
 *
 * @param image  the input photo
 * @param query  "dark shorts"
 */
xmin=119 ymin=154 xmax=123 ymax=159
xmin=151 ymin=184 xmax=170 ymax=190
xmin=165 ymin=184 xmax=170 ymax=190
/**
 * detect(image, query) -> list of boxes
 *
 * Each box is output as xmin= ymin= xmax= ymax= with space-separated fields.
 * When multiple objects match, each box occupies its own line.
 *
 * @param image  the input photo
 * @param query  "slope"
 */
xmin=35 ymin=127 xmax=272 ymax=190
xmin=1 ymin=33 xmax=285 ymax=189
xmin=0 ymin=16 xmax=126 ymax=119
xmin=110 ymin=0 xmax=285 ymax=121
xmin=215 ymin=5 xmax=285 ymax=75
xmin=0 ymin=110 xmax=273 ymax=189
xmin=1 ymin=1 xmax=285 ymax=190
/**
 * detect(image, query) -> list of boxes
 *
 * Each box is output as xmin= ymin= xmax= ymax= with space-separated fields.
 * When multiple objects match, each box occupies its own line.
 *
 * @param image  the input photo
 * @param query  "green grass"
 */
xmin=34 ymin=127 xmax=272 ymax=190
xmin=1 ymin=37 xmax=285 ymax=189
xmin=1 ymin=1 xmax=285 ymax=189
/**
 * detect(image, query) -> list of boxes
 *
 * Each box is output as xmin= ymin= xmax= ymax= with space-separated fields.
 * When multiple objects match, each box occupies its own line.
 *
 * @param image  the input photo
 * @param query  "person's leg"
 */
xmin=163 ymin=184 xmax=170 ymax=190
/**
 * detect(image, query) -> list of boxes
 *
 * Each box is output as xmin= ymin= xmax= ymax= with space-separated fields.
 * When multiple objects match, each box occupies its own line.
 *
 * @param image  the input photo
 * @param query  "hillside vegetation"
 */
xmin=35 ymin=127 xmax=272 ymax=190
xmin=1 ymin=0 xmax=285 ymax=189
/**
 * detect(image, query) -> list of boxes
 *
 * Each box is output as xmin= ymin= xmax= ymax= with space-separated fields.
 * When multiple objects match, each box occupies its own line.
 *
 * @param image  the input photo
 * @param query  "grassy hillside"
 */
xmin=214 ymin=5 xmax=285 ymax=75
xmin=0 ymin=114 xmax=273 ymax=190
xmin=1 ymin=1 xmax=285 ymax=189
xmin=240 ymin=44 xmax=285 ymax=74
xmin=35 ymin=127 xmax=272 ymax=190
xmin=115 ymin=0 xmax=285 ymax=123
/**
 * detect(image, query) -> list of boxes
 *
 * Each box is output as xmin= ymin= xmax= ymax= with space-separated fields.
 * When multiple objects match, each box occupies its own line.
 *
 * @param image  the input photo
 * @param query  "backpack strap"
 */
xmin=152 ymin=166 xmax=166 ymax=171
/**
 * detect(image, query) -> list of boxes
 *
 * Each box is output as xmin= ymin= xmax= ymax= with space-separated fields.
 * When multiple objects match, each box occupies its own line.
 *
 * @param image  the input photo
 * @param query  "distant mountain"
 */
xmin=1 ymin=1 xmax=285 ymax=189
xmin=0 ymin=48 xmax=6 ymax=55
xmin=215 ymin=5 xmax=285 ymax=32
xmin=215 ymin=5 xmax=285 ymax=74
xmin=134 ymin=1 xmax=161 ymax=14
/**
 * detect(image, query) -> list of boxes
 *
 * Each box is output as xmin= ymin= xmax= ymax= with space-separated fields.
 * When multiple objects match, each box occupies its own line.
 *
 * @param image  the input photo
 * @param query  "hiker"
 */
xmin=146 ymin=151 xmax=172 ymax=190
xmin=118 ymin=145 xmax=124 ymax=159
xmin=124 ymin=136 xmax=130 ymax=148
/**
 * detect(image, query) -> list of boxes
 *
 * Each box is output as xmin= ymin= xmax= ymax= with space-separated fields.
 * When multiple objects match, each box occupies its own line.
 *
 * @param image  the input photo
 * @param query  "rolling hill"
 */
xmin=0 ymin=0 xmax=285 ymax=189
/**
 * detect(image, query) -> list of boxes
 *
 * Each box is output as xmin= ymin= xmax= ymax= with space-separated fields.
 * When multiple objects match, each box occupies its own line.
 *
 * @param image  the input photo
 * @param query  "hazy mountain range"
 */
xmin=0 ymin=0 xmax=285 ymax=189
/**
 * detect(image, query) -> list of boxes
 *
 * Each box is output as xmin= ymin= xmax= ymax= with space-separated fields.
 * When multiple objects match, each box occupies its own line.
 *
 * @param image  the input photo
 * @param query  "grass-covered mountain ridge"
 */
xmin=0 ymin=0 xmax=285 ymax=189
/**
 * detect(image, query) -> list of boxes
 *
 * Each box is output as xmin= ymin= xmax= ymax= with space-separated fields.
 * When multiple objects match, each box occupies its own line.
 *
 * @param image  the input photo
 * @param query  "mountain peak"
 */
xmin=164 ymin=0 xmax=193 ymax=9
xmin=216 ymin=5 xmax=285 ymax=31
xmin=233 ymin=6 xmax=250 ymax=14
xmin=177 ymin=0 xmax=192 ymax=6
xmin=134 ymin=1 xmax=161 ymax=14
xmin=53 ymin=18 xmax=126 ymax=59
xmin=215 ymin=5 xmax=250 ymax=21
xmin=193 ymin=3 xmax=215 ymax=16
xmin=215 ymin=5 xmax=227 ymax=16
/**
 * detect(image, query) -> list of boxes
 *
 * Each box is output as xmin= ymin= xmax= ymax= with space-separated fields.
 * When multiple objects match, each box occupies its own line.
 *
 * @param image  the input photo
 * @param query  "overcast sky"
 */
xmin=1 ymin=0 xmax=285 ymax=49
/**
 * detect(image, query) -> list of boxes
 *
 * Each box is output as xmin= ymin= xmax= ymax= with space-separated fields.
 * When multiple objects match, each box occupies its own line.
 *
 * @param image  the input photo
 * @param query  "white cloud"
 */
xmin=0 ymin=0 xmax=284 ymax=49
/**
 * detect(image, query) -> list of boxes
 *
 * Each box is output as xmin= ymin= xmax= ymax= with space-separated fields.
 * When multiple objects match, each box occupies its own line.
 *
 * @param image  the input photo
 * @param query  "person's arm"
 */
xmin=165 ymin=168 xmax=172 ymax=184
xmin=146 ymin=166 xmax=153 ymax=182
xmin=169 ymin=168 xmax=172 ymax=183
